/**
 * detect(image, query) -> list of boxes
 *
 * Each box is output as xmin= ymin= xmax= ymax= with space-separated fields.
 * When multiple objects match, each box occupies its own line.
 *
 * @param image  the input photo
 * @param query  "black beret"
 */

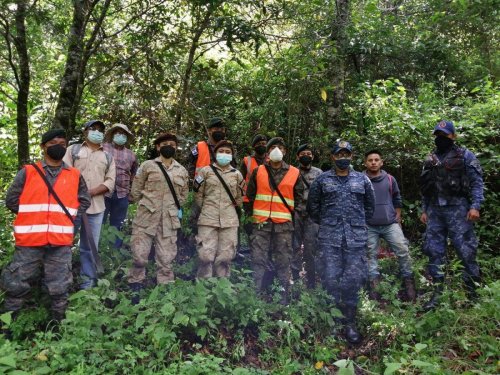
xmin=214 ymin=140 xmax=234 ymax=154
xmin=208 ymin=117 xmax=225 ymax=129
xmin=154 ymin=133 xmax=178 ymax=145
xmin=296 ymin=143 xmax=313 ymax=155
xmin=41 ymin=128 xmax=66 ymax=144
xmin=252 ymin=134 xmax=268 ymax=147
xmin=266 ymin=137 xmax=285 ymax=151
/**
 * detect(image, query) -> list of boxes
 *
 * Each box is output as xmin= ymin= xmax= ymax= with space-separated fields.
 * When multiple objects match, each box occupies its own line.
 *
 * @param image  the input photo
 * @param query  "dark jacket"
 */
xmin=364 ymin=170 xmax=402 ymax=226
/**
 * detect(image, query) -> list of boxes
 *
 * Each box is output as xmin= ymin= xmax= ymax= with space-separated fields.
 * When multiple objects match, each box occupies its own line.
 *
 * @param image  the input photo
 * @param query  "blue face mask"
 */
xmin=88 ymin=130 xmax=104 ymax=144
xmin=216 ymin=153 xmax=232 ymax=167
xmin=113 ymin=133 xmax=127 ymax=146
xmin=335 ymin=158 xmax=351 ymax=170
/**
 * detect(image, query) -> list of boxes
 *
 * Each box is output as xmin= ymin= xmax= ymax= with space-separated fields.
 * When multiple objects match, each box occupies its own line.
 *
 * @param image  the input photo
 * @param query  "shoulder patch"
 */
xmin=469 ymin=158 xmax=483 ymax=175
xmin=191 ymin=146 xmax=198 ymax=156
xmin=193 ymin=174 xmax=204 ymax=192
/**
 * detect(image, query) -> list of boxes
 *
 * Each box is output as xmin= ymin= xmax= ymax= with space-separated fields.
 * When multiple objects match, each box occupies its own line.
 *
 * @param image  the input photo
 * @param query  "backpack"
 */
xmin=71 ymin=143 xmax=113 ymax=174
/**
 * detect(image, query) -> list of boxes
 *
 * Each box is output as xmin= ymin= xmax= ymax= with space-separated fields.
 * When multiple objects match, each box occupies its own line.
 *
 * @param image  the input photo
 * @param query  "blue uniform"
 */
xmin=307 ymin=169 xmax=375 ymax=307
xmin=421 ymin=145 xmax=484 ymax=283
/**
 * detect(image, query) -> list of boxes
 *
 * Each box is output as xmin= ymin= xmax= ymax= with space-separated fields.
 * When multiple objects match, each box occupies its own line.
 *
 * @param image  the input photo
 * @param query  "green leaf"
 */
xmin=384 ymin=362 xmax=402 ymax=375
xmin=415 ymin=343 xmax=428 ymax=352
xmin=0 ymin=312 xmax=12 ymax=326
xmin=160 ymin=302 xmax=175 ymax=317
xmin=0 ymin=355 xmax=16 ymax=368
xmin=411 ymin=359 xmax=434 ymax=368
xmin=135 ymin=312 xmax=147 ymax=329
xmin=334 ymin=359 xmax=348 ymax=368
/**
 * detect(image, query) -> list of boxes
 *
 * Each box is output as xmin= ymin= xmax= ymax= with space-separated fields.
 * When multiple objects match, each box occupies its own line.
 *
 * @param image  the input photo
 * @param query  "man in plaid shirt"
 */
xmin=103 ymin=123 xmax=138 ymax=248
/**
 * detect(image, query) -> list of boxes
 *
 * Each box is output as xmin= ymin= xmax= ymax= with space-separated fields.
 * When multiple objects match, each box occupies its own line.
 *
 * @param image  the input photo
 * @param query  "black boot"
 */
xmin=129 ymin=282 xmax=143 ymax=305
xmin=465 ymin=276 xmax=480 ymax=301
xmin=403 ymin=276 xmax=417 ymax=303
xmin=341 ymin=306 xmax=362 ymax=345
xmin=423 ymin=282 xmax=444 ymax=311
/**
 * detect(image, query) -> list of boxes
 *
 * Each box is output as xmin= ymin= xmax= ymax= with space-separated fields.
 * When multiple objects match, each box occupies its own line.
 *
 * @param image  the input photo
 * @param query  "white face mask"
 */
xmin=269 ymin=147 xmax=283 ymax=162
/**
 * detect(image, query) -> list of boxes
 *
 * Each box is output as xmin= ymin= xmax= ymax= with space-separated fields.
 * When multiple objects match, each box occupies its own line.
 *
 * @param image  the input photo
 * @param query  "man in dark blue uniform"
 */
xmin=420 ymin=120 xmax=484 ymax=310
xmin=307 ymin=141 xmax=375 ymax=344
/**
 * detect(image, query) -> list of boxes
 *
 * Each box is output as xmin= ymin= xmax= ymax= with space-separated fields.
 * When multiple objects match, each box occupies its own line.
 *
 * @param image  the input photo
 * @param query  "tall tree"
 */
xmin=0 ymin=0 xmax=31 ymax=167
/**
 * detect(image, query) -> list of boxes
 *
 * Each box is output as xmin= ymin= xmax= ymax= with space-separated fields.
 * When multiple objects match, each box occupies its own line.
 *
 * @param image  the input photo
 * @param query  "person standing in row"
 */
xmin=307 ymin=141 xmax=375 ymax=345
xmin=363 ymin=150 xmax=416 ymax=302
xmin=194 ymin=140 xmax=244 ymax=278
xmin=420 ymin=120 xmax=484 ymax=310
xmin=246 ymin=137 xmax=305 ymax=305
xmin=291 ymin=143 xmax=322 ymax=288
xmin=127 ymin=133 xmax=189 ymax=303
xmin=1 ymin=129 xmax=91 ymax=321
xmin=64 ymin=120 xmax=116 ymax=289
xmin=241 ymin=134 xmax=268 ymax=235
xmin=103 ymin=123 xmax=138 ymax=248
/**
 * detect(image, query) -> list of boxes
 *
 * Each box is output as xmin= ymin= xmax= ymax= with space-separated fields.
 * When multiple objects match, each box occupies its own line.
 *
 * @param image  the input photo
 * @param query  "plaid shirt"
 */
xmin=103 ymin=142 xmax=138 ymax=198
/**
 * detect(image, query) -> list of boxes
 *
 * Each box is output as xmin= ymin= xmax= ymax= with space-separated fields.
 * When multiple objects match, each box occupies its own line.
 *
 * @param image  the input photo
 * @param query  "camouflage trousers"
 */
xmin=127 ymin=226 xmax=177 ymax=285
xmin=318 ymin=237 xmax=367 ymax=308
xmin=250 ymin=223 xmax=293 ymax=292
xmin=196 ymin=226 xmax=238 ymax=278
xmin=292 ymin=213 xmax=319 ymax=287
xmin=424 ymin=204 xmax=480 ymax=283
xmin=0 ymin=245 xmax=72 ymax=314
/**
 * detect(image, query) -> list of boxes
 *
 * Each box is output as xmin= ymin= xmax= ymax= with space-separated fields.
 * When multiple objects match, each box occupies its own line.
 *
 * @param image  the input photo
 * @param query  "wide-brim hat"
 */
xmin=105 ymin=123 xmax=134 ymax=143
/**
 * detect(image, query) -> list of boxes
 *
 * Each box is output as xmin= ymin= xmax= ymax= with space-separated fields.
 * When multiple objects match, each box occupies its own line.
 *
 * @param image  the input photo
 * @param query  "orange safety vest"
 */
xmin=195 ymin=141 xmax=211 ymax=177
xmin=242 ymin=156 xmax=259 ymax=203
xmin=252 ymin=165 xmax=300 ymax=223
xmin=14 ymin=162 xmax=81 ymax=247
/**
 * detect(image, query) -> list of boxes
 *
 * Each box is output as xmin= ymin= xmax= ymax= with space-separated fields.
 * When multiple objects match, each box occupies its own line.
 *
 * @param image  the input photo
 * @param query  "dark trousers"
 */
xmin=0 ymin=245 xmax=72 ymax=314
xmin=103 ymin=191 xmax=130 ymax=248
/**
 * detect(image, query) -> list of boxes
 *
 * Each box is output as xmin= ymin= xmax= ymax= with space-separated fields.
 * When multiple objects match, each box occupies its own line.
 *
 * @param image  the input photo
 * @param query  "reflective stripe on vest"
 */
xmin=252 ymin=165 xmax=300 ymax=223
xmin=195 ymin=141 xmax=211 ymax=177
xmin=14 ymin=162 xmax=80 ymax=246
xmin=243 ymin=156 xmax=259 ymax=203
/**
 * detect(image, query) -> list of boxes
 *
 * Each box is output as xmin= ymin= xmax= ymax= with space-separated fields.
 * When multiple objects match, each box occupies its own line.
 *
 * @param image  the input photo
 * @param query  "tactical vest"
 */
xmin=14 ymin=162 xmax=80 ymax=246
xmin=242 ymin=156 xmax=259 ymax=203
xmin=195 ymin=141 xmax=212 ymax=177
xmin=420 ymin=146 xmax=469 ymax=198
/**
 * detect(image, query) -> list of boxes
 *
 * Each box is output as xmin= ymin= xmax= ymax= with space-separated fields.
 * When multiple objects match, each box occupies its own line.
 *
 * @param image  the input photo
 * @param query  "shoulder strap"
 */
xmin=300 ymin=172 xmax=310 ymax=189
xmin=72 ymin=144 xmax=112 ymax=173
xmin=155 ymin=162 xmax=181 ymax=210
xmin=210 ymin=165 xmax=238 ymax=207
xmin=31 ymin=163 xmax=74 ymax=224
xmin=264 ymin=165 xmax=294 ymax=214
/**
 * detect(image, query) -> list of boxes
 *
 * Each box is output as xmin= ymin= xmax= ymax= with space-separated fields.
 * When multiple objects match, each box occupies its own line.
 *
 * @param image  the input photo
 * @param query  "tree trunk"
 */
xmin=174 ymin=6 xmax=215 ymax=132
xmin=326 ymin=0 xmax=350 ymax=132
xmin=13 ymin=0 xmax=30 ymax=167
xmin=53 ymin=0 xmax=111 ymax=137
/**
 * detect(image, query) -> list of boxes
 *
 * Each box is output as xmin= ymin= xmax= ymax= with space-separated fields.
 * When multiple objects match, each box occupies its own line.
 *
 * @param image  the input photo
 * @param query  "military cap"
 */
xmin=332 ymin=140 xmax=353 ymax=154
xmin=433 ymin=120 xmax=455 ymax=135
xmin=266 ymin=137 xmax=285 ymax=151
xmin=252 ymin=134 xmax=268 ymax=147
xmin=41 ymin=128 xmax=66 ymax=144
xmin=154 ymin=132 xmax=178 ymax=145
xmin=296 ymin=143 xmax=313 ymax=155
xmin=208 ymin=117 xmax=225 ymax=129
xmin=214 ymin=140 xmax=234 ymax=154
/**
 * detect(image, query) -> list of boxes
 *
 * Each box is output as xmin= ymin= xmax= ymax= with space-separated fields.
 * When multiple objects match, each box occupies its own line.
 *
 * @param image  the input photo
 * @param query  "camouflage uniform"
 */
xmin=421 ymin=145 xmax=484 ymax=285
xmin=307 ymin=169 xmax=375 ymax=308
xmin=291 ymin=165 xmax=322 ymax=287
xmin=1 ymin=161 xmax=90 ymax=317
xmin=194 ymin=164 xmax=244 ymax=278
xmin=246 ymin=162 xmax=305 ymax=293
xmin=127 ymin=158 xmax=188 ymax=284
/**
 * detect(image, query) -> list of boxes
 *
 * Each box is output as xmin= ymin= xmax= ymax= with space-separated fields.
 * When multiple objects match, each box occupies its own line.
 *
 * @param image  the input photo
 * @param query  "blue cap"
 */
xmin=433 ymin=120 xmax=455 ymax=135
xmin=83 ymin=120 xmax=105 ymax=131
xmin=332 ymin=140 xmax=353 ymax=154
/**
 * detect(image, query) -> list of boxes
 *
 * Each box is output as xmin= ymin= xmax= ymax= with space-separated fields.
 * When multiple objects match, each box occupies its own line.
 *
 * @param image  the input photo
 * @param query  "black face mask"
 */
xmin=160 ymin=145 xmax=176 ymax=158
xmin=46 ymin=144 xmax=66 ymax=161
xmin=299 ymin=155 xmax=313 ymax=166
xmin=434 ymin=136 xmax=454 ymax=152
xmin=254 ymin=145 xmax=266 ymax=155
xmin=212 ymin=131 xmax=225 ymax=143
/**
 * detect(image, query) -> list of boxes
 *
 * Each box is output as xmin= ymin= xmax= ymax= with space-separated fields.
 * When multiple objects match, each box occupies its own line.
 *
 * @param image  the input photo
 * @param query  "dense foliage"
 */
xmin=0 ymin=0 xmax=498 ymax=373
